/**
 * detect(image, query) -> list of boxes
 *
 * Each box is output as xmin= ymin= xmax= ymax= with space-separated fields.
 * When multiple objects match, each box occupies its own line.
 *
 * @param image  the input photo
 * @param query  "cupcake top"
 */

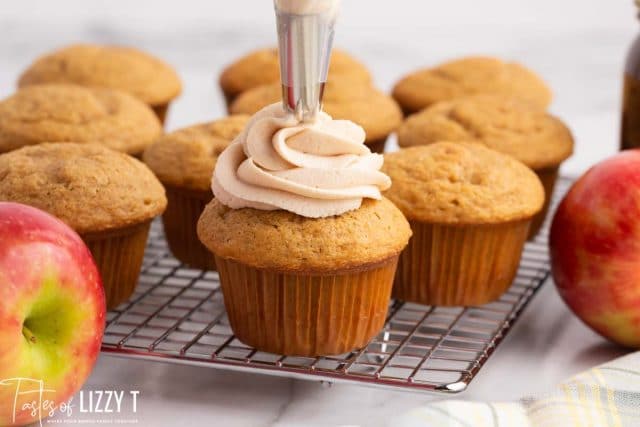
xmin=143 ymin=115 xmax=250 ymax=192
xmin=230 ymin=78 xmax=403 ymax=144
xmin=382 ymin=143 xmax=544 ymax=224
xmin=0 ymin=143 xmax=167 ymax=234
xmin=219 ymin=48 xmax=372 ymax=101
xmin=18 ymin=44 xmax=182 ymax=106
xmin=204 ymin=114 xmax=251 ymax=141
xmin=392 ymin=56 xmax=552 ymax=114
xmin=397 ymin=95 xmax=574 ymax=170
xmin=212 ymin=103 xmax=391 ymax=218
xmin=197 ymin=197 xmax=411 ymax=271
xmin=0 ymin=84 xmax=162 ymax=155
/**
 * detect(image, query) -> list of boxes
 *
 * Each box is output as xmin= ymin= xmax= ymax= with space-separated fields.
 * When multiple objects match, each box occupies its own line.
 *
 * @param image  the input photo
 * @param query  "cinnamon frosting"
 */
xmin=274 ymin=0 xmax=340 ymax=16
xmin=212 ymin=103 xmax=391 ymax=218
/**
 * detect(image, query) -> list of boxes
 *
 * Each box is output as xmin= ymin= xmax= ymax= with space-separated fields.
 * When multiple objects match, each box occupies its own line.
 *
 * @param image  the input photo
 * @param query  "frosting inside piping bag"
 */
xmin=212 ymin=103 xmax=391 ymax=218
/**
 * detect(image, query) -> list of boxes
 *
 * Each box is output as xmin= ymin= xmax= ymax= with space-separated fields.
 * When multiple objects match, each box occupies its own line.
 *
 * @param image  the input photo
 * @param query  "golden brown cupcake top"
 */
xmin=397 ymin=95 xmax=574 ymax=170
xmin=230 ymin=78 xmax=402 ymax=143
xmin=18 ymin=44 xmax=182 ymax=106
xmin=197 ymin=197 xmax=411 ymax=271
xmin=143 ymin=115 xmax=250 ymax=192
xmin=0 ymin=143 xmax=167 ymax=234
xmin=382 ymin=143 xmax=544 ymax=224
xmin=219 ymin=48 xmax=372 ymax=101
xmin=0 ymin=84 xmax=163 ymax=155
xmin=204 ymin=114 xmax=250 ymax=141
xmin=393 ymin=56 xmax=552 ymax=114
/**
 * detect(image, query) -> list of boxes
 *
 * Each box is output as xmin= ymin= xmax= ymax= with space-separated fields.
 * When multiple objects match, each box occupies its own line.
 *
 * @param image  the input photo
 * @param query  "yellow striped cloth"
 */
xmin=395 ymin=352 xmax=640 ymax=427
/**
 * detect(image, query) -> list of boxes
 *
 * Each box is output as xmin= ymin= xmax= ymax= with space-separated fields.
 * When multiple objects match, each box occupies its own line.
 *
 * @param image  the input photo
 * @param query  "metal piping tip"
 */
xmin=274 ymin=0 xmax=341 ymax=122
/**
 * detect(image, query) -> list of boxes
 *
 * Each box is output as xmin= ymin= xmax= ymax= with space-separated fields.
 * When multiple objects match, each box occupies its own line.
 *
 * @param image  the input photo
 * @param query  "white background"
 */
xmin=1 ymin=1 xmax=637 ymax=426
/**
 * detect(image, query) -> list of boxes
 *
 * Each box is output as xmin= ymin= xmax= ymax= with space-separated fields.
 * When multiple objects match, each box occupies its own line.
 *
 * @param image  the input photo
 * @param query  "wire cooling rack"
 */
xmin=101 ymin=177 xmax=571 ymax=393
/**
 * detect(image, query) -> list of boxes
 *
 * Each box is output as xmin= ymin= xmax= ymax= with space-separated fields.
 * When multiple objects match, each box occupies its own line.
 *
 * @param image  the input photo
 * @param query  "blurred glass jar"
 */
xmin=621 ymin=1 xmax=640 ymax=150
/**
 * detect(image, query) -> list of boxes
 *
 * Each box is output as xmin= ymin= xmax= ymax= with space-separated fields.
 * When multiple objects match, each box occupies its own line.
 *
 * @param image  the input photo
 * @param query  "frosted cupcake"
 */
xmin=197 ymin=104 xmax=411 ymax=356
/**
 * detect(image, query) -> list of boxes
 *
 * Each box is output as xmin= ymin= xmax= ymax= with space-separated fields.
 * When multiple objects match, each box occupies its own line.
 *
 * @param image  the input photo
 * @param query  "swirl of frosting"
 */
xmin=212 ymin=103 xmax=391 ymax=218
xmin=275 ymin=0 xmax=340 ymax=16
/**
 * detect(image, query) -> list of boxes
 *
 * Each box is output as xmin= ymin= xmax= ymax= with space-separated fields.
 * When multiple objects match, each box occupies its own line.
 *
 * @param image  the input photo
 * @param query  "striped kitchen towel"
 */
xmin=394 ymin=352 xmax=640 ymax=427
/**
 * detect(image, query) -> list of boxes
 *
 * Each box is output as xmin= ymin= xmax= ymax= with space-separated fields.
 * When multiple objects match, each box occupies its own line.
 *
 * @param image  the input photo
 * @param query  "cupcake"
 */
xmin=0 ymin=143 xmax=167 ymax=309
xmin=219 ymin=47 xmax=372 ymax=107
xmin=197 ymin=104 xmax=411 ymax=356
xmin=143 ymin=115 xmax=249 ymax=270
xmin=397 ymin=95 xmax=573 ymax=238
xmin=230 ymin=78 xmax=402 ymax=153
xmin=382 ymin=143 xmax=544 ymax=306
xmin=18 ymin=44 xmax=182 ymax=124
xmin=392 ymin=56 xmax=552 ymax=115
xmin=0 ymin=84 xmax=162 ymax=157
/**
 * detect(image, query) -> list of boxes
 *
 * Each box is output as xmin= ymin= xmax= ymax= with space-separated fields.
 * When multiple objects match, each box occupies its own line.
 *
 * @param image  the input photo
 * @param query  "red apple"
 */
xmin=550 ymin=150 xmax=640 ymax=348
xmin=0 ymin=202 xmax=105 ymax=426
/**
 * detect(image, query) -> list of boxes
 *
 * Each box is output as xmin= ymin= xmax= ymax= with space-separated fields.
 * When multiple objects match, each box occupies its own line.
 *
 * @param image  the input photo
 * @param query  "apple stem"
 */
xmin=22 ymin=325 xmax=37 ymax=344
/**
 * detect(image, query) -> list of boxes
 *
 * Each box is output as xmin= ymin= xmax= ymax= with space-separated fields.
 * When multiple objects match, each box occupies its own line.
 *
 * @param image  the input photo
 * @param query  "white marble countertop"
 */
xmin=2 ymin=0 xmax=637 ymax=425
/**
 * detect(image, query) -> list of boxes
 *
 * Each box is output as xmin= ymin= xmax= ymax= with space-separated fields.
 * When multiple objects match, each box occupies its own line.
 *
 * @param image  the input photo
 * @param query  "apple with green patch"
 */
xmin=0 ymin=202 xmax=105 ymax=426
xmin=550 ymin=150 xmax=640 ymax=348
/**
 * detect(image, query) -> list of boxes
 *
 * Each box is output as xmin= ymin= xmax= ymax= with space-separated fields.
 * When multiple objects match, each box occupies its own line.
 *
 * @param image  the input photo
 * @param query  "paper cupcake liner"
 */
xmin=394 ymin=219 xmax=531 ymax=306
xmin=82 ymin=221 xmax=152 ymax=309
xmin=366 ymin=138 xmax=388 ymax=154
xmin=163 ymin=186 xmax=215 ymax=270
xmin=529 ymin=167 xmax=559 ymax=239
xmin=215 ymin=255 xmax=399 ymax=356
xmin=151 ymin=103 xmax=170 ymax=126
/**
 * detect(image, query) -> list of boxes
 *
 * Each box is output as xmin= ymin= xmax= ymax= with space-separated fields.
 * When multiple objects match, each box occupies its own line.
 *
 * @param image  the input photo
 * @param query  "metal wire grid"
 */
xmin=101 ymin=178 xmax=569 ymax=393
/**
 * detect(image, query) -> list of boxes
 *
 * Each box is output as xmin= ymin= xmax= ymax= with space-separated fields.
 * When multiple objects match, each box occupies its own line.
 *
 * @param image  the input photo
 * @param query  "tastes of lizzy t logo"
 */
xmin=0 ymin=377 xmax=140 ymax=426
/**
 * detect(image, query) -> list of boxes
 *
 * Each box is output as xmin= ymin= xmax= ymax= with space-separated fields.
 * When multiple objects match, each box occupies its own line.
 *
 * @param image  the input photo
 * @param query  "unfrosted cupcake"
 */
xmin=382 ymin=143 xmax=544 ymax=306
xmin=219 ymin=47 xmax=372 ymax=107
xmin=18 ymin=44 xmax=182 ymax=124
xmin=143 ymin=115 xmax=249 ymax=270
xmin=0 ymin=84 xmax=162 ymax=156
xmin=197 ymin=104 xmax=411 ymax=356
xmin=392 ymin=56 xmax=552 ymax=115
xmin=230 ymin=78 xmax=402 ymax=153
xmin=397 ymin=95 xmax=574 ymax=238
xmin=0 ymin=143 xmax=167 ymax=309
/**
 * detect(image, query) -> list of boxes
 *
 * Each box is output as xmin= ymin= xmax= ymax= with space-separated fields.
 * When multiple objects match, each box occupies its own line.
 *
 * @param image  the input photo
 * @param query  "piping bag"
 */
xmin=274 ymin=0 xmax=341 ymax=122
